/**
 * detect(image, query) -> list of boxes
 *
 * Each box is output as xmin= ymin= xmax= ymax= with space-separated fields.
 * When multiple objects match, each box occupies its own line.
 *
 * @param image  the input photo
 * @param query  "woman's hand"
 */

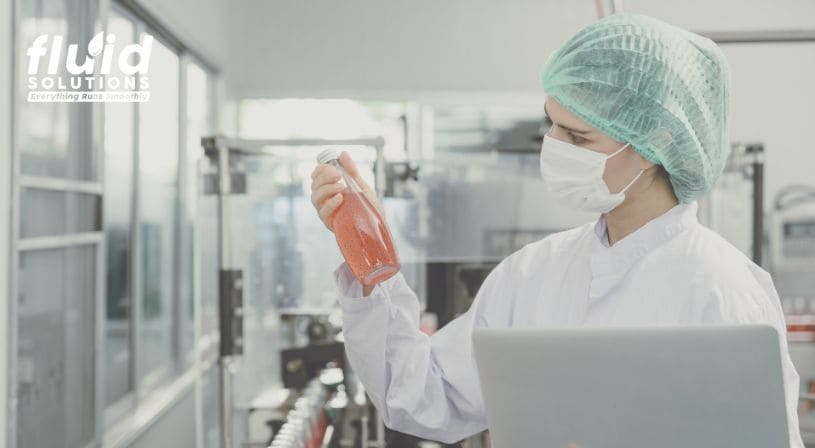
xmin=311 ymin=152 xmax=384 ymax=296
xmin=309 ymin=151 xmax=385 ymax=232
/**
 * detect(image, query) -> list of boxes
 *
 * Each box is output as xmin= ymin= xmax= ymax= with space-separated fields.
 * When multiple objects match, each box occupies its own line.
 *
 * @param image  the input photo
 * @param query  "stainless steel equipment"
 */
xmin=201 ymin=136 xmax=386 ymax=448
xmin=697 ymin=142 xmax=765 ymax=263
xmin=769 ymin=185 xmax=815 ymax=341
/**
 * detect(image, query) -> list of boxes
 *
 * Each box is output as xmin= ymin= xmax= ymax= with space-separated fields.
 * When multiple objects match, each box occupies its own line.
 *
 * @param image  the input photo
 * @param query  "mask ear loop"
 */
xmin=606 ymin=142 xmax=631 ymax=159
xmin=606 ymin=142 xmax=645 ymax=194
xmin=619 ymin=168 xmax=646 ymax=194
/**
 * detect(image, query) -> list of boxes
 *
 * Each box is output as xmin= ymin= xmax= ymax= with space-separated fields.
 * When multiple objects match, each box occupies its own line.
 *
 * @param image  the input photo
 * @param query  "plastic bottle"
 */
xmin=316 ymin=149 xmax=400 ymax=286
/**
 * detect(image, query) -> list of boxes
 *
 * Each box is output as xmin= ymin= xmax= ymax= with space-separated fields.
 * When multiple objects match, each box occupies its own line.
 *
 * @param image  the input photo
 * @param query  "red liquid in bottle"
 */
xmin=331 ymin=191 xmax=400 ymax=286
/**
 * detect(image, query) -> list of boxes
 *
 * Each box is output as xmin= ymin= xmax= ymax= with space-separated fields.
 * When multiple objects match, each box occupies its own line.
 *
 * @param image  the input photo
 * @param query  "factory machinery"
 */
xmin=201 ymin=136 xmax=463 ymax=448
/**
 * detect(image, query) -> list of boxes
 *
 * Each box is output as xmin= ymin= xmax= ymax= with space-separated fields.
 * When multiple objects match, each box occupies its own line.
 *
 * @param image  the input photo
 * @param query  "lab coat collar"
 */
xmin=588 ymin=202 xmax=699 ymax=298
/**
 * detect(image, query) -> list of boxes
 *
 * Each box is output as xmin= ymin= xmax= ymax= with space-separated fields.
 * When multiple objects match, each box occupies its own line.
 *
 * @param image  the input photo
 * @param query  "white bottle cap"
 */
xmin=316 ymin=148 xmax=340 ymax=164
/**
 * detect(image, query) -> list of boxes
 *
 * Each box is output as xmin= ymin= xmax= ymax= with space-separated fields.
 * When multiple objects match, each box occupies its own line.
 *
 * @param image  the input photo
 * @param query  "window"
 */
xmin=17 ymin=247 xmax=97 ymax=448
xmin=138 ymin=35 xmax=180 ymax=383
xmin=104 ymin=7 xmax=136 ymax=409
xmin=181 ymin=62 xmax=211 ymax=362
xmin=18 ymin=0 xmax=95 ymax=181
xmin=14 ymin=0 xmax=101 ymax=446
xmin=97 ymin=3 xmax=217 ymax=442
xmin=13 ymin=0 xmax=217 ymax=440
xmin=12 ymin=2 xmax=218 ymax=446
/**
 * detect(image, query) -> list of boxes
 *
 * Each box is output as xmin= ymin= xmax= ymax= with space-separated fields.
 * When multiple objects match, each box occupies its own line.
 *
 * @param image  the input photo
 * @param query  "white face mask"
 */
xmin=539 ymin=133 xmax=644 ymax=214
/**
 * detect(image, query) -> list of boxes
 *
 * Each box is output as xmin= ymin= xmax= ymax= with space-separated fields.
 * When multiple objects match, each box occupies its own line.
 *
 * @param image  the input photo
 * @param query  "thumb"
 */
xmin=338 ymin=151 xmax=372 ymax=191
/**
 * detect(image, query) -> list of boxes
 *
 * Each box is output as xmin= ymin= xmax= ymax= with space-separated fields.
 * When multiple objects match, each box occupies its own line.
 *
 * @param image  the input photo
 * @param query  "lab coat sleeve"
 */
xmin=333 ymin=259 xmax=513 ymax=444
xmin=704 ymin=265 xmax=805 ymax=448
xmin=750 ymin=266 xmax=806 ymax=448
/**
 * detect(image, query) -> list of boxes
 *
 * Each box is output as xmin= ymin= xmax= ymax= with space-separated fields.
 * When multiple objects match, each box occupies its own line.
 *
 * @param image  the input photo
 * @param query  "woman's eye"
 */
xmin=570 ymin=133 xmax=586 ymax=144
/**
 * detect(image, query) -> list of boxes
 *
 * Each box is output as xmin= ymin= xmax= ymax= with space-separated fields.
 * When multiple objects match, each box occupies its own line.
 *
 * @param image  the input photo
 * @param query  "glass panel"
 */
xmin=138 ymin=37 xmax=179 ymax=380
xmin=198 ymin=189 xmax=219 ymax=349
xmin=103 ymin=8 xmax=136 ymax=406
xmin=181 ymin=62 xmax=210 ymax=362
xmin=17 ymin=246 xmax=96 ymax=447
xmin=19 ymin=188 xmax=101 ymax=238
xmin=18 ymin=0 xmax=97 ymax=180
xmin=201 ymin=365 xmax=221 ymax=448
xmin=221 ymin=151 xmax=373 ymax=419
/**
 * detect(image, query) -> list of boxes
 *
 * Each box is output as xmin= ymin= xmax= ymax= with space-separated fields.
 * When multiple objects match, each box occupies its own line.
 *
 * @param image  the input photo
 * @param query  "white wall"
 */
xmin=0 ymin=0 xmax=12 ymax=445
xmin=720 ymin=43 xmax=815 ymax=210
xmin=223 ymin=0 xmax=815 ymax=99
xmin=224 ymin=0 xmax=599 ymax=98
xmin=135 ymin=0 xmax=230 ymax=68
xmin=623 ymin=0 xmax=815 ymax=32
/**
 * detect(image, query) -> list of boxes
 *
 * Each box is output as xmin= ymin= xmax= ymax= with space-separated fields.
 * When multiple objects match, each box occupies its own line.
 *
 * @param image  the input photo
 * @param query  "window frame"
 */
xmin=100 ymin=1 xmax=220 ymax=443
xmin=135 ymin=26 xmax=181 ymax=394
xmin=7 ymin=0 xmax=220 ymax=446
xmin=102 ymin=2 xmax=139 ymax=427
xmin=0 ymin=0 xmax=13 ymax=444
xmin=9 ymin=0 xmax=106 ymax=446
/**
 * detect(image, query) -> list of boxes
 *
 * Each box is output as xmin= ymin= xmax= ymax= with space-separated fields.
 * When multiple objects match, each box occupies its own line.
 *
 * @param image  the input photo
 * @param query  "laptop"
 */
xmin=472 ymin=325 xmax=790 ymax=448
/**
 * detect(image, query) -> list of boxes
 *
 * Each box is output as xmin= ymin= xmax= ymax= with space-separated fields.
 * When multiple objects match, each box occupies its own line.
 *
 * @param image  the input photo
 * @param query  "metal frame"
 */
xmin=701 ymin=29 xmax=815 ymax=44
xmin=135 ymin=25 xmax=182 ymax=397
xmin=7 ymin=0 xmax=19 ymax=444
xmin=16 ymin=232 xmax=104 ymax=251
xmin=595 ymin=0 xmax=624 ymax=17
xmin=194 ymin=63 xmax=218 ymax=448
xmin=215 ymin=143 xmax=233 ymax=448
xmin=201 ymin=135 xmax=388 ymax=196
xmin=0 ymin=1 xmax=14 ymax=447
xmin=100 ymin=0 xmax=139 ymax=430
xmin=201 ymin=136 xmax=386 ymax=154
xmin=172 ymin=45 xmax=189 ymax=382
xmin=18 ymin=176 xmax=103 ymax=194
xmin=595 ymin=1 xmax=815 ymax=44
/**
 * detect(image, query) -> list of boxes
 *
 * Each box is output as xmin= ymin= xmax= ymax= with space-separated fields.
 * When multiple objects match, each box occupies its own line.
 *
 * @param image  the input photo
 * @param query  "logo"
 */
xmin=26 ymin=32 xmax=153 ymax=102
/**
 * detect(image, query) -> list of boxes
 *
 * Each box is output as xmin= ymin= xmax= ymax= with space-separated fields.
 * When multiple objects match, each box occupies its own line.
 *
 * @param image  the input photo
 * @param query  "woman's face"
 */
xmin=544 ymin=98 xmax=654 ymax=195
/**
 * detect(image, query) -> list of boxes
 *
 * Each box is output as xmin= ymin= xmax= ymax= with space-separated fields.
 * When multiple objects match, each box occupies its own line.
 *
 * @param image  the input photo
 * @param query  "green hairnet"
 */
xmin=541 ymin=13 xmax=731 ymax=202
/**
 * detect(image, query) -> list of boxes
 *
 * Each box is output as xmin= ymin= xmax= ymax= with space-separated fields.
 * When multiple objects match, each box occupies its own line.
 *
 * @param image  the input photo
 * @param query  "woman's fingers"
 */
xmin=313 ymin=152 xmax=383 ymax=231
xmin=310 ymin=163 xmax=346 ymax=232
xmin=311 ymin=182 xmax=345 ymax=209
xmin=310 ymin=165 xmax=345 ymax=231
xmin=338 ymin=151 xmax=371 ymax=192
xmin=310 ymin=166 xmax=342 ymax=192
xmin=318 ymin=193 xmax=344 ymax=230
xmin=310 ymin=164 xmax=327 ymax=180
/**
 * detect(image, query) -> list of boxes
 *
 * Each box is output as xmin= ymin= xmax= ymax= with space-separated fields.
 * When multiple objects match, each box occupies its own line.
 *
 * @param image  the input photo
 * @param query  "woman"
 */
xmin=310 ymin=13 xmax=804 ymax=447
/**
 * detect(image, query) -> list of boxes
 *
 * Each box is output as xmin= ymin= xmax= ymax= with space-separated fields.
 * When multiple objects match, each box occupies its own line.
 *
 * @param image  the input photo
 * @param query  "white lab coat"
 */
xmin=333 ymin=202 xmax=804 ymax=447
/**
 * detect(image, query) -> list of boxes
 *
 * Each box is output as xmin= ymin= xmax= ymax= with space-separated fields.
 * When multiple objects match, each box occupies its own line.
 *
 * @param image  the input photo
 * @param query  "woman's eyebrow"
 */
xmin=543 ymin=103 xmax=592 ymax=134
